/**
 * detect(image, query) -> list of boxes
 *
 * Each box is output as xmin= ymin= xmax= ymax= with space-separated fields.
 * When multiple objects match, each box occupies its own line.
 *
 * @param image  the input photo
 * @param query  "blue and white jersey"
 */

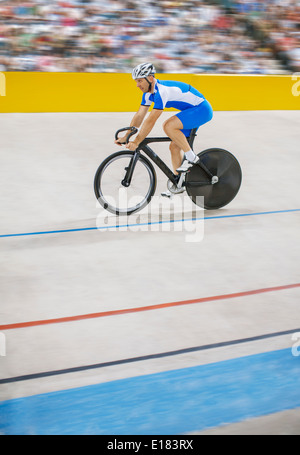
xmin=141 ymin=80 xmax=205 ymax=111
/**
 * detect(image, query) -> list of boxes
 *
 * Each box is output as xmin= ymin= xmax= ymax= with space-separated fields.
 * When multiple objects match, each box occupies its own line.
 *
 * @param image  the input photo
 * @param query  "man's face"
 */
xmin=135 ymin=76 xmax=153 ymax=93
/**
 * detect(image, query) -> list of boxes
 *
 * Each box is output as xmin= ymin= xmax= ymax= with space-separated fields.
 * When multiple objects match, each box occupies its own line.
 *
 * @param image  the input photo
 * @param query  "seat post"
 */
xmin=188 ymin=128 xmax=197 ymax=149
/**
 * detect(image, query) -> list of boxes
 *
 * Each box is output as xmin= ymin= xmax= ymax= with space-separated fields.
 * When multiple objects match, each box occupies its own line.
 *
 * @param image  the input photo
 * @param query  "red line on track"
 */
xmin=1 ymin=283 xmax=299 ymax=331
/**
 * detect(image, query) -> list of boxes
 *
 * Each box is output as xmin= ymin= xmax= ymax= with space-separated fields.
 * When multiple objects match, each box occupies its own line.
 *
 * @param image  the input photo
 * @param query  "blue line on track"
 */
xmin=0 ymin=209 xmax=299 ymax=239
xmin=0 ymin=348 xmax=299 ymax=435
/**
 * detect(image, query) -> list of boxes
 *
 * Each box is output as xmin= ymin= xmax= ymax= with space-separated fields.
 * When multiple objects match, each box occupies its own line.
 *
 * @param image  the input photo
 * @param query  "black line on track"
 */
xmin=1 ymin=328 xmax=298 ymax=384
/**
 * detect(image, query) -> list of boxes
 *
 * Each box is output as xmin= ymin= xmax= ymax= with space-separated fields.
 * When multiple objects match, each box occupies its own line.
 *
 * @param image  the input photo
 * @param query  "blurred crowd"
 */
xmin=0 ymin=0 xmax=298 ymax=73
xmin=232 ymin=0 xmax=300 ymax=72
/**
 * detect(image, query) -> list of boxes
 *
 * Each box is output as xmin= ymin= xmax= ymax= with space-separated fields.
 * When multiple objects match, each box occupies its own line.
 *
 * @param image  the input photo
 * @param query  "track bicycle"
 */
xmin=94 ymin=127 xmax=242 ymax=215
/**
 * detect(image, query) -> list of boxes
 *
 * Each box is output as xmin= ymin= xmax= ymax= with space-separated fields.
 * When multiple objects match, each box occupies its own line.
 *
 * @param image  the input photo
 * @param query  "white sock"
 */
xmin=185 ymin=150 xmax=197 ymax=162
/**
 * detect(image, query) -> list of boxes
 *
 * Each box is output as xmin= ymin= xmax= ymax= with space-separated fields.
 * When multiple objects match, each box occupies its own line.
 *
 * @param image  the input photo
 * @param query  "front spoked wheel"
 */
xmin=94 ymin=150 xmax=157 ymax=215
xmin=185 ymin=148 xmax=242 ymax=210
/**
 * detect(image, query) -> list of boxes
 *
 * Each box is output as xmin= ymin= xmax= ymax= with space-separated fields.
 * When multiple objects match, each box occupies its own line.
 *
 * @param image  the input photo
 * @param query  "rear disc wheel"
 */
xmin=185 ymin=148 xmax=242 ymax=210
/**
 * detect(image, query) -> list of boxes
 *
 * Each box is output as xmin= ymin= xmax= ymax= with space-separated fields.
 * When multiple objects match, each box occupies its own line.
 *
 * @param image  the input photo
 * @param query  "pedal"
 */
xmin=176 ymin=168 xmax=190 ymax=174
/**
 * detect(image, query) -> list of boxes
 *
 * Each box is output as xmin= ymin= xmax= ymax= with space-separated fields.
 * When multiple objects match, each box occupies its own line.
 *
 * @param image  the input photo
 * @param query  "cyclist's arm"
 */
xmin=115 ymin=105 xmax=149 ymax=145
xmin=134 ymin=108 xmax=163 ymax=145
xmin=130 ymin=105 xmax=149 ymax=129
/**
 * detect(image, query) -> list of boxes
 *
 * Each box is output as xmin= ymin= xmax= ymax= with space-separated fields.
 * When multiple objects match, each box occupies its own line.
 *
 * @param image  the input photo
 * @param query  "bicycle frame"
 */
xmin=96 ymin=128 xmax=241 ymax=213
xmin=121 ymin=128 xmax=198 ymax=187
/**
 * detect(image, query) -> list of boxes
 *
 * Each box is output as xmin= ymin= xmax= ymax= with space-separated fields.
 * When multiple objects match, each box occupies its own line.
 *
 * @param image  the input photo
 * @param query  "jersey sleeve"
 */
xmin=141 ymin=85 xmax=167 ymax=110
xmin=152 ymin=86 xmax=167 ymax=110
xmin=141 ymin=92 xmax=152 ymax=106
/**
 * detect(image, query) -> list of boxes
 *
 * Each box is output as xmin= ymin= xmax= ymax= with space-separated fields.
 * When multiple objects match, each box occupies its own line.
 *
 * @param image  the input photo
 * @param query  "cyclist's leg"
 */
xmin=163 ymin=101 xmax=213 ymax=172
xmin=174 ymin=101 xmax=213 ymax=171
xmin=169 ymin=141 xmax=184 ymax=174
xmin=163 ymin=116 xmax=192 ymax=155
xmin=177 ymin=100 xmax=213 ymax=135
xmin=163 ymin=116 xmax=199 ymax=174
xmin=161 ymin=141 xmax=186 ymax=197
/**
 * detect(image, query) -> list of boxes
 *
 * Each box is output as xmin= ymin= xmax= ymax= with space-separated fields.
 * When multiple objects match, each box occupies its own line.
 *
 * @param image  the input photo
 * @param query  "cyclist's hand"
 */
xmin=115 ymin=140 xmax=126 ymax=146
xmin=126 ymin=141 xmax=138 ymax=151
xmin=114 ymin=135 xmax=127 ymax=146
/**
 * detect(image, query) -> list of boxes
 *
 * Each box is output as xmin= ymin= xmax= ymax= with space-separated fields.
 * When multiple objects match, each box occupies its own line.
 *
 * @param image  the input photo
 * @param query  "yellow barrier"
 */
xmin=0 ymin=72 xmax=299 ymax=113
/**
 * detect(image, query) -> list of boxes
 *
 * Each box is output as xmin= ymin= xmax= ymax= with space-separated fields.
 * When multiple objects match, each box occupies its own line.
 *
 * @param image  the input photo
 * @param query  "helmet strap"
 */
xmin=145 ymin=77 xmax=152 ymax=92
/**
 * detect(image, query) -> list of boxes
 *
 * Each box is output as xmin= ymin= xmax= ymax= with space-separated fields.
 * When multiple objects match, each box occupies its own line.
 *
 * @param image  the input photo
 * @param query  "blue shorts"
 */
xmin=176 ymin=99 xmax=213 ymax=137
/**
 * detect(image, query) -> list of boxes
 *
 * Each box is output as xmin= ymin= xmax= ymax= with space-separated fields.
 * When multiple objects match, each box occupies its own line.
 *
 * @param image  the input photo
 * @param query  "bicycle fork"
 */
xmin=121 ymin=151 xmax=140 ymax=187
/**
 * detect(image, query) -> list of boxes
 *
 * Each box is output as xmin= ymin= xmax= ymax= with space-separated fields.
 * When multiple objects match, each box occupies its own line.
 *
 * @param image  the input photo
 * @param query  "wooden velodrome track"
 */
xmin=0 ymin=110 xmax=299 ymax=435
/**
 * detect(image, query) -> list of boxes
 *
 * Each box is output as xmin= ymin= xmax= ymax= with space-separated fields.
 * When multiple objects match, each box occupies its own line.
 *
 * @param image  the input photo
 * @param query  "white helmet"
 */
xmin=132 ymin=62 xmax=156 ymax=80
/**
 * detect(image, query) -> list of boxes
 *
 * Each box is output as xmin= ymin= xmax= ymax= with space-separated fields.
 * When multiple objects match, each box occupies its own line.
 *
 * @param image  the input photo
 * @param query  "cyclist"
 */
xmin=115 ymin=63 xmax=213 ymax=193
